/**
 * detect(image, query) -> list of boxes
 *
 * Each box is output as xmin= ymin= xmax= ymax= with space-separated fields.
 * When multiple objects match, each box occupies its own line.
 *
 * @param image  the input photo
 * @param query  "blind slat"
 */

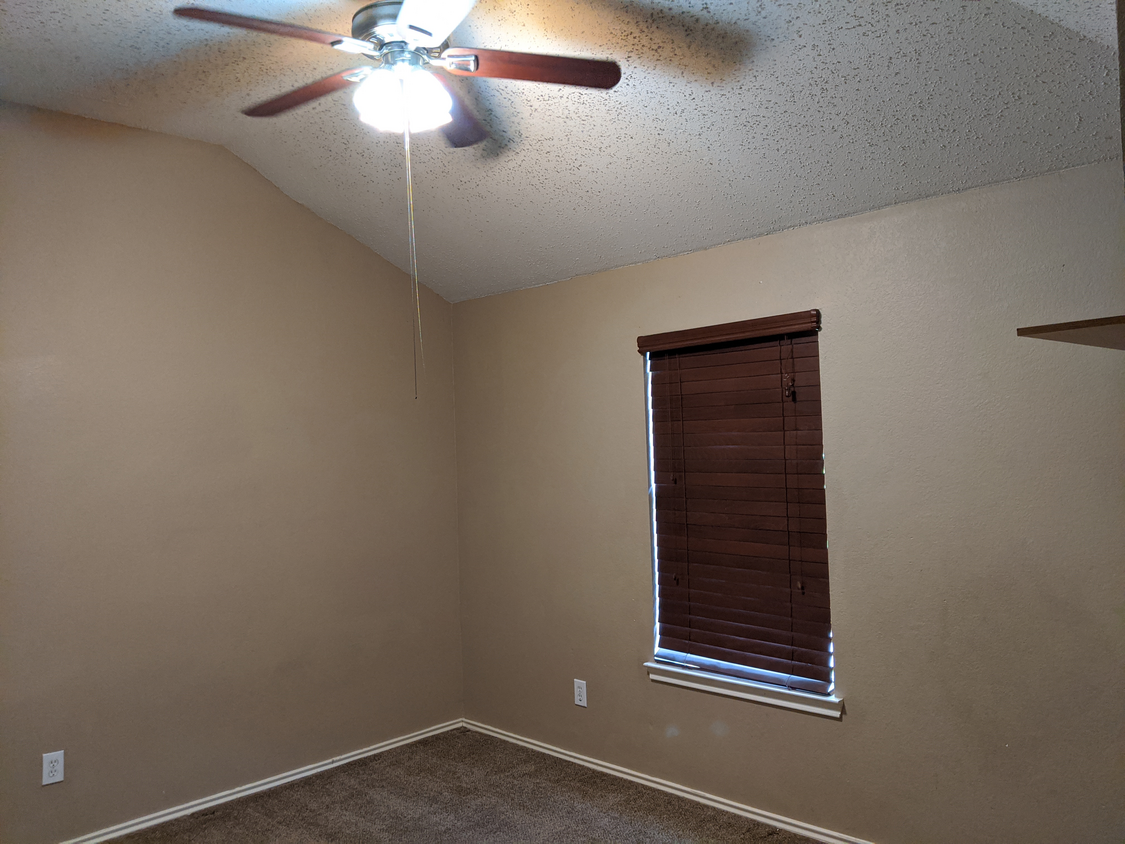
xmin=649 ymin=344 xmax=782 ymax=371
xmin=656 ymin=522 xmax=789 ymax=546
xmin=667 ymin=511 xmax=789 ymax=531
xmin=655 ymin=445 xmax=786 ymax=461
xmin=658 ymin=624 xmax=832 ymax=669
xmin=655 ymin=444 xmax=824 ymax=461
xmin=657 ymin=637 xmax=832 ymax=684
xmin=654 ymin=401 xmax=823 ymax=421
xmin=656 ymin=534 xmax=790 ymax=560
xmin=654 ymin=648 xmax=833 ymax=695
xmin=657 ymin=550 xmax=830 ymax=585
xmin=653 ymin=404 xmax=785 ymax=422
xmin=652 ymin=370 xmax=782 ymax=390
xmin=656 ymin=472 xmax=824 ymax=489
xmin=657 ymin=499 xmax=827 ymax=520
xmin=658 ymin=577 xmax=831 ymax=610
xmin=658 ymin=381 xmax=821 ymax=401
xmin=659 ymin=602 xmax=831 ymax=640
xmin=656 ymin=484 xmax=787 ymax=503
xmin=658 ymin=613 xmax=831 ymax=653
xmin=658 ymin=499 xmax=788 ymax=517
xmin=659 ymin=597 xmax=832 ymax=635
xmin=651 ymin=388 xmax=787 ymax=408
xmin=656 ymin=459 xmax=825 ymax=475
xmin=652 ymin=360 xmax=784 ymax=382
xmin=678 ymin=378 xmax=785 ymax=397
xmin=658 ymin=562 xmax=831 ymax=594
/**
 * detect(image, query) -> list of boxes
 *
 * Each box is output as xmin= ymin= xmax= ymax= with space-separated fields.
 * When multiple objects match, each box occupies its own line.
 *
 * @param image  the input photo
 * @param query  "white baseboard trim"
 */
xmin=462 ymin=719 xmax=871 ymax=844
xmin=61 ymin=719 xmax=463 ymax=844
xmin=62 ymin=718 xmax=869 ymax=844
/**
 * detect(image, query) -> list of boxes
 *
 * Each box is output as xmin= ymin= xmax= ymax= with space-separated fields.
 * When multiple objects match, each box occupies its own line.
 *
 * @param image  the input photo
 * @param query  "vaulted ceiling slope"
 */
xmin=0 ymin=0 xmax=1118 ymax=301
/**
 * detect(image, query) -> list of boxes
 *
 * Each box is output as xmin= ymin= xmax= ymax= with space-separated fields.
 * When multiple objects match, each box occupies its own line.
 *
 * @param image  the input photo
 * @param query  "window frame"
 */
xmin=638 ymin=311 xmax=843 ymax=718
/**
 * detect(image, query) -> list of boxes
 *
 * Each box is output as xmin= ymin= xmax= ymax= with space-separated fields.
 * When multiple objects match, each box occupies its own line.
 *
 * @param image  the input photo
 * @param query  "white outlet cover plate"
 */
xmin=42 ymin=750 xmax=64 ymax=785
xmin=574 ymin=679 xmax=587 ymax=708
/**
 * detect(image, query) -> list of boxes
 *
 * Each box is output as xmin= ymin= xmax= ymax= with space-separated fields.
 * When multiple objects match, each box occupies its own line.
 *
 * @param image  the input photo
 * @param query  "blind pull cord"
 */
xmin=674 ymin=353 xmax=691 ymax=637
xmin=781 ymin=338 xmax=798 ymax=689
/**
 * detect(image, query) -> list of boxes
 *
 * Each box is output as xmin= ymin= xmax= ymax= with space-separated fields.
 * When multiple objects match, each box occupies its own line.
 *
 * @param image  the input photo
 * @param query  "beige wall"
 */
xmin=4 ymin=100 xmax=1124 ymax=844
xmin=0 ymin=104 xmax=463 ymax=843
xmin=453 ymin=162 xmax=1125 ymax=844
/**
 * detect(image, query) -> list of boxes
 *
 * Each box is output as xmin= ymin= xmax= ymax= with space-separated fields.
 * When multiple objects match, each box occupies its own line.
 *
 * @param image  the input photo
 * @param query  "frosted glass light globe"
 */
xmin=353 ymin=66 xmax=453 ymax=133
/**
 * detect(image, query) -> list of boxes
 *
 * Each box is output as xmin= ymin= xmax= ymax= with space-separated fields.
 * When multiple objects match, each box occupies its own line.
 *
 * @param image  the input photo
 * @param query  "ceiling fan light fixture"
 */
xmin=353 ymin=66 xmax=453 ymax=133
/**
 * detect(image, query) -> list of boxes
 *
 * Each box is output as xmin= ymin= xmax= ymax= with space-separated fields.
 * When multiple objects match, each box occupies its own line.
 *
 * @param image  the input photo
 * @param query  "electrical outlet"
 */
xmin=574 ymin=679 xmax=587 ymax=708
xmin=42 ymin=751 xmax=64 ymax=785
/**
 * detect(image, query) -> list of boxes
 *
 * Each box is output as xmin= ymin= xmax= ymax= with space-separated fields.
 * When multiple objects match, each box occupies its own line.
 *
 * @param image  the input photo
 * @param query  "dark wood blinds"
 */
xmin=638 ymin=311 xmax=832 ymax=695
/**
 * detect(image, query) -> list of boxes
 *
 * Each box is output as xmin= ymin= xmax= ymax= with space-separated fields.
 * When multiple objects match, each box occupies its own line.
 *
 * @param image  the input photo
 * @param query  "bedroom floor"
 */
xmin=113 ymin=727 xmax=815 ymax=843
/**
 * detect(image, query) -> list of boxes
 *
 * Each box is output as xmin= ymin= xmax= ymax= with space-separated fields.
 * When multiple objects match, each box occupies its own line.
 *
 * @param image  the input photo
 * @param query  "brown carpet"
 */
xmin=114 ymin=727 xmax=815 ymax=843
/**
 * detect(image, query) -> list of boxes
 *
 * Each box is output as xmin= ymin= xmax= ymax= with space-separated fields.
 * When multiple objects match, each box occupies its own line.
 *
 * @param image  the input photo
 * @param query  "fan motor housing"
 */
xmin=352 ymin=1 xmax=403 ymax=42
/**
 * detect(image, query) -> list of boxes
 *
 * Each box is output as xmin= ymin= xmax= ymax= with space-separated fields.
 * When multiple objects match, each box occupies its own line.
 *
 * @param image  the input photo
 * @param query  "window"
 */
xmin=638 ymin=310 xmax=838 ymax=714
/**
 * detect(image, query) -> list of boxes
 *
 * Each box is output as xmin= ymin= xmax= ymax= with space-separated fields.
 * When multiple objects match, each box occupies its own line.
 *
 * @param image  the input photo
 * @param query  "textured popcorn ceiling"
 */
xmin=0 ymin=0 xmax=1118 ymax=301
xmin=1011 ymin=0 xmax=1116 ymax=46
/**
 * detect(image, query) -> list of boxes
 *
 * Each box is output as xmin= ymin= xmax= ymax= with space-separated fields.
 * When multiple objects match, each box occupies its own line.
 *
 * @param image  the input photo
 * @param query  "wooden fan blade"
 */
xmin=174 ymin=7 xmax=349 ymax=47
xmin=434 ymin=77 xmax=490 ymax=147
xmin=442 ymin=48 xmax=621 ymax=89
xmin=243 ymin=70 xmax=365 ymax=117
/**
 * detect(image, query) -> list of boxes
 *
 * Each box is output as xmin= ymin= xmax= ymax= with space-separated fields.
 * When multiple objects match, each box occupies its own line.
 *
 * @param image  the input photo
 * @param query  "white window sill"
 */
xmin=644 ymin=661 xmax=844 ymax=719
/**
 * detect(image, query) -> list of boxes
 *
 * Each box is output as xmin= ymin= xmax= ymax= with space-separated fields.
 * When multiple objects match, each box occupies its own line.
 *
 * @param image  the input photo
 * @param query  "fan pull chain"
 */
xmin=400 ymin=76 xmax=424 ymax=399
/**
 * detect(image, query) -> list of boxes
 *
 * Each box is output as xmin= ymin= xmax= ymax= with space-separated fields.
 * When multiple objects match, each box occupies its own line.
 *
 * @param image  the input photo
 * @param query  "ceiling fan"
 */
xmin=174 ymin=2 xmax=621 ymax=394
xmin=173 ymin=2 xmax=621 ymax=144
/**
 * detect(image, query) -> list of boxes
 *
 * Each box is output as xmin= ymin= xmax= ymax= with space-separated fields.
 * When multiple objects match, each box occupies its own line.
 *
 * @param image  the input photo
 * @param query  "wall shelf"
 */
xmin=1016 ymin=315 xmax=1125 ymax=350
